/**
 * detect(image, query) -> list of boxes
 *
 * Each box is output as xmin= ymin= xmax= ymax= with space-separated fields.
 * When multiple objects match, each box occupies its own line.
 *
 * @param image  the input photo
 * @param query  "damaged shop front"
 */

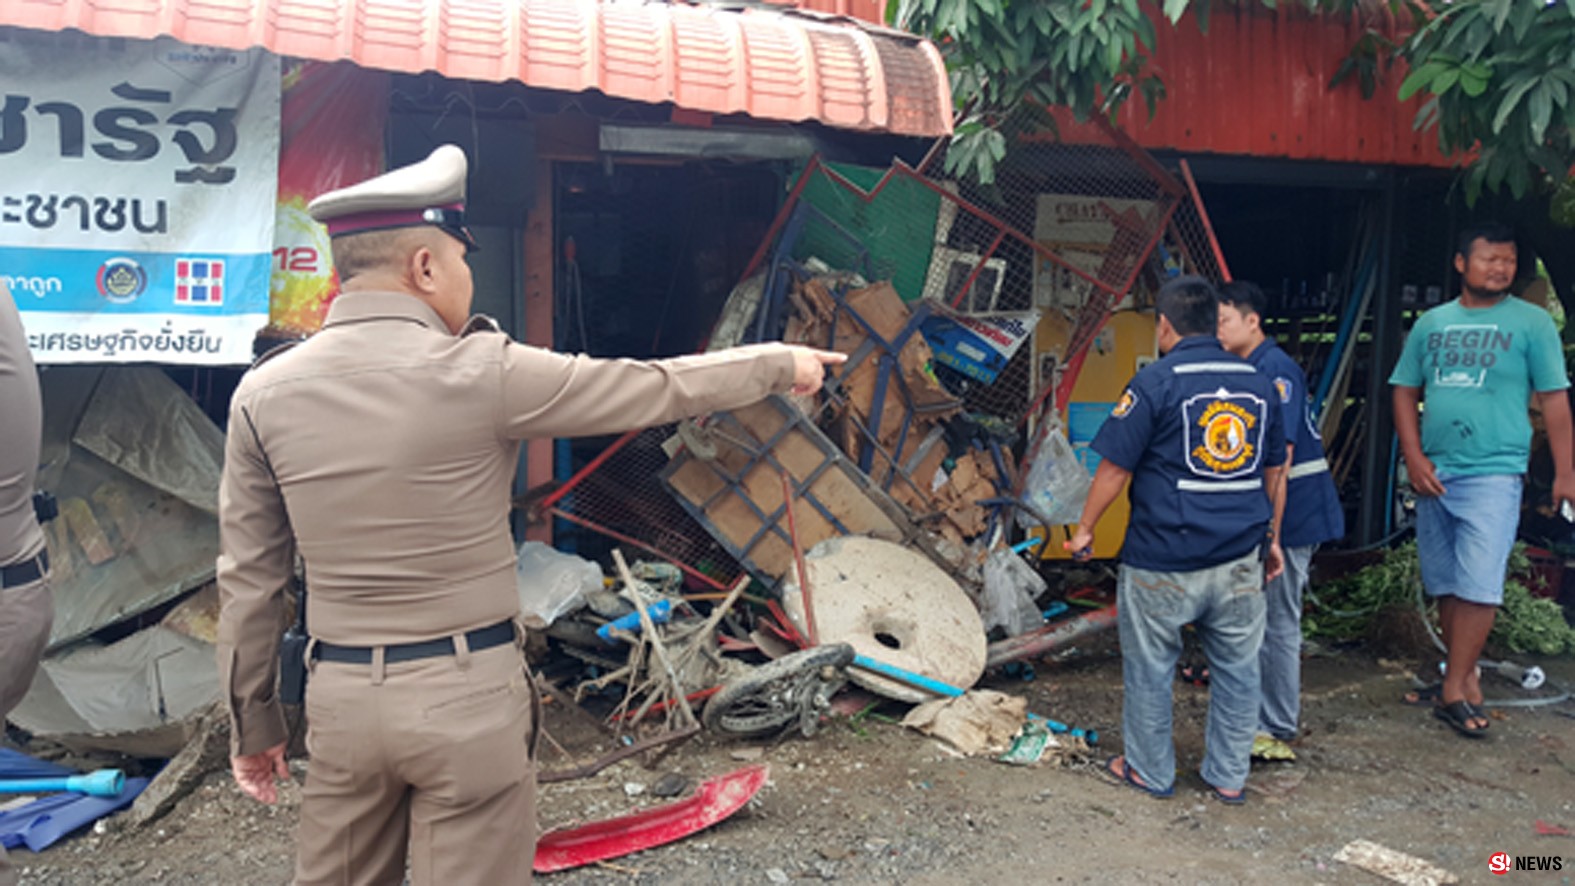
xmin=5 ymin=0 xmax=1285 ymax=871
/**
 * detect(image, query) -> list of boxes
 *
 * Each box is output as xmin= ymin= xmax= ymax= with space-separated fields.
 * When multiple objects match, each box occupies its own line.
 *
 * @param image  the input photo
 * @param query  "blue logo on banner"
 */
xmin=95 ymin=257 xmax=148 ymax=304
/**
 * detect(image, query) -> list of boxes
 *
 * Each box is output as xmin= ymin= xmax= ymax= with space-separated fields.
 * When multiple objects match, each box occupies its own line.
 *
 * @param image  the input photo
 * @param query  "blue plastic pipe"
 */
xmin=596 ymin=599 xmax=674 ymax=645
xmin=851 ymin=653 xmax=964 ymax=697
xmin=0 ymin=769 xmax=126 ymax=798
xmin=850 ymin=654 xmax=1098 ymax=744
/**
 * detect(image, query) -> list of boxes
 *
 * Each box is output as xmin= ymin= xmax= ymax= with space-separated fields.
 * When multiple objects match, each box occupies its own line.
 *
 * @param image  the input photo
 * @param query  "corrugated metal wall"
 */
xmin=778 ymin=0 xmax=885 ymax=23
xmin=1065 ymin=5 xmax=1450 ymax=167
xmin=791 ymin=0 xmax=1453 ymax=168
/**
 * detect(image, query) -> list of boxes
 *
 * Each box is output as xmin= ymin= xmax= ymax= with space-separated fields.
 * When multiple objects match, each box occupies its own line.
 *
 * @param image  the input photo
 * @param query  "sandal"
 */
xmin=1103 ymin=755 xmax=1174 ymax=798
xmin=1400 ymin=682 xmax=1441 ymax=707
xmin=1178 ymin=662 xmax=1211 ymax=687
xmin=1207 ymin=783 xmax=1247 ymax=805
xmin=1433 ymin=700 xmax=1490 ymax=739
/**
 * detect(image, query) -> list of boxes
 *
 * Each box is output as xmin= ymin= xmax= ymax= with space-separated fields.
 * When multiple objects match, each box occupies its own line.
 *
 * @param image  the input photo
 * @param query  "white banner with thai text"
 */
xmin=0 ymin=32 xmax=280 ymax=364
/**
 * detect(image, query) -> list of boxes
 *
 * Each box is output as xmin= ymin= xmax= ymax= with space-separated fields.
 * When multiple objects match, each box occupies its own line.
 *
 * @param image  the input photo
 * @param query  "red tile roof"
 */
xmin=1 ymin=0 xmax=952 ymax=137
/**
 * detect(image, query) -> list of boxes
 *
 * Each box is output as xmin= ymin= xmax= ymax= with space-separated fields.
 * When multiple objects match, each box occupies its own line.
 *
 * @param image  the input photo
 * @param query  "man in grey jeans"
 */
xmin=1066 ymin=276 xmax=1285 ymax=804
xmin=0 ymin=282 xmax=54 ymax=886
xmin=1217 ymin=280 xmax=1345 ymax=762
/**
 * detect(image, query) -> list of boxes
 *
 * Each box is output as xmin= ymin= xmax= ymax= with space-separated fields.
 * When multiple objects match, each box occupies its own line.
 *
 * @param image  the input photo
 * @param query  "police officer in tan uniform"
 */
xmin=1 ymin=282 xmax=54 ymax=886
xmin=216 ymin=145 xmax=844 ymax=885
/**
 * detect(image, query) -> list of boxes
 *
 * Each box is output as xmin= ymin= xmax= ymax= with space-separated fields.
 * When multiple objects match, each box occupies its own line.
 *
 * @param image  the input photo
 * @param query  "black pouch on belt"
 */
xmin=278 ymin=576 xmax=308 ymax=705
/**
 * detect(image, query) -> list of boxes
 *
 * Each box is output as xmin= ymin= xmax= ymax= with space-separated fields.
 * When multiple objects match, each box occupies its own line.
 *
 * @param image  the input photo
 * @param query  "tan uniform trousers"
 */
xmin=0 ymin=574 xmax=53 ymax=886
xmin=296 ymin=635 xmax=539 ymax=886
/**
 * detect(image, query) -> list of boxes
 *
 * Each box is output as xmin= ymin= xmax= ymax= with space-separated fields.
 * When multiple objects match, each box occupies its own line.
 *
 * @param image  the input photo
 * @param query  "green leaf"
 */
xmin=1413 ymin=94 xmax=1441 ymax=132
xmin=1487 ymin=0 xmax=1513 ymax=33
xmin=985 ymin=128 xmax=1007 ymax=162
xmin=1398 ymin=62 xmax=1444 ymax=101
xmin=1163 ymin=0 xmax=1189 ymax=25
xmin=1432 ymin=67 xmax=1460 ymax=95
xmin=1530 ymin=81 xmax=1554 ymax=144
xmin=1510 ymin=0 xmax=1540 ymax=44
xmin=1464 ymin=165 xmax=1485 ymax=207
xmin=1493 ymin=76 xmax=1539 ymax=133
xmin=1104 ymin=33 xmax=1125 ymax=73
xmin=1135 ymin=13 xmax=1158 ymax=52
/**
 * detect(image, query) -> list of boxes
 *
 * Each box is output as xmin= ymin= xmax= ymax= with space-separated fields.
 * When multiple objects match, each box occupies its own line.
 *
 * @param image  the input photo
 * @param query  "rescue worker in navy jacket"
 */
xmin=1217 ymin=280 xmax=1345 ymax=763
xmin=1065 ymin=276 xmax=1286 ymax=804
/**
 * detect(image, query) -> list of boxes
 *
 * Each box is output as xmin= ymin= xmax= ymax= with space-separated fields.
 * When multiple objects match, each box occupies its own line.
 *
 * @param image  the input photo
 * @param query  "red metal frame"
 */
xmin=1179 ymin=159 xmax=1232 ymax=283
xmin=545 ymin=506 xmax=729 ymax=591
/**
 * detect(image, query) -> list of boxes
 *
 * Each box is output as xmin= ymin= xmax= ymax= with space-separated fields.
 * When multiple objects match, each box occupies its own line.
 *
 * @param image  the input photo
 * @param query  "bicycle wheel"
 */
xmin=702 ymin=643 xmax=855 ymax=738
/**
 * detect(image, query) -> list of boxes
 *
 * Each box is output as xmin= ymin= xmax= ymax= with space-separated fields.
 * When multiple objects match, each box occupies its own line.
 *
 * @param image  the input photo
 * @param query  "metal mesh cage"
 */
xmin=538 ymin=120 xmax=1236 ymax=585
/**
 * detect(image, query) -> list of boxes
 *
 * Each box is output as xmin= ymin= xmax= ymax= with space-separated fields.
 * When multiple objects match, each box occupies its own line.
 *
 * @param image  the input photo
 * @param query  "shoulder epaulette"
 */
xmin=460 ymin=314 xmax=504 ymax=337
xmin=251 ymin=339 xmax=300 ymax=369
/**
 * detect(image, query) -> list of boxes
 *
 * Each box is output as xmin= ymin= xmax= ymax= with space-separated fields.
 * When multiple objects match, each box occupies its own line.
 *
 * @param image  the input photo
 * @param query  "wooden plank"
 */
xmin=662 ymin=397 xmax=936 ymax=585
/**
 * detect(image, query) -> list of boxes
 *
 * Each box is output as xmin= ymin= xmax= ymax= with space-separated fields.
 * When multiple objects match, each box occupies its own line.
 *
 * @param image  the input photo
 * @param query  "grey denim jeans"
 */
xmin=1117 ymin=551 xmax=1266 ymax=793
xmin=1259 ymin=544 xmax=1315 ymax=740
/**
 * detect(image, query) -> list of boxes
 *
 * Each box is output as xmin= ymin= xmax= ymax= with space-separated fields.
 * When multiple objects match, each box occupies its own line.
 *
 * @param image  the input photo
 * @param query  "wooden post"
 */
xmin=523 ymin=157 xmax=555 ymax=543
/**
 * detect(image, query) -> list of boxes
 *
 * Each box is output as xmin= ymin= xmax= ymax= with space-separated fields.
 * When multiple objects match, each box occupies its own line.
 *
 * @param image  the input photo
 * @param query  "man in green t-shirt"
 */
xmin=1389 ymin=221 xmax=1575 ymax=738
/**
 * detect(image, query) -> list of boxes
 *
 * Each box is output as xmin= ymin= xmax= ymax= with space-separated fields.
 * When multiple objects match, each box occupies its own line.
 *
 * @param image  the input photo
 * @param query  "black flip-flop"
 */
xmin=1207 ymin=783 xmax=1247 ymax=805
xmin=1401 ymin=682 xmax=1441 ymax=706
xmin=1433 ymin=700 xmax=1490 ymax=739
xmin=1178 ymin=662 xmax=1211 ymax=686
xmin=1103 ymin=755 xmax=1174 ymax=798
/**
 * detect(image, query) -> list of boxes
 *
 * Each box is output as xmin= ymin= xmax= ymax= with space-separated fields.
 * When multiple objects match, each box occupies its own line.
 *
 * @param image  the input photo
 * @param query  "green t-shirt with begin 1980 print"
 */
xmin=1389 ymin=296 xmax=1569 ymax=477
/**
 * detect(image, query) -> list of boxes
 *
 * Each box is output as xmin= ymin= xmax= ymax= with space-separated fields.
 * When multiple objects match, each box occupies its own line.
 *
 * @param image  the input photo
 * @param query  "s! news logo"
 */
xmin=1490 ymin=851 xmax=1564 ymax=875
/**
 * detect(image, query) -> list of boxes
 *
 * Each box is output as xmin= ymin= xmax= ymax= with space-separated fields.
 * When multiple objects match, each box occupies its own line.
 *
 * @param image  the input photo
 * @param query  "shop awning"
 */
xmin=1 ymin=0 xmax=953 ymax=137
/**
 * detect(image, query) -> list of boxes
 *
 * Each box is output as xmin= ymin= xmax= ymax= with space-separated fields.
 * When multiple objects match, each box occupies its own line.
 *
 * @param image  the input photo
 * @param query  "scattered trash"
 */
xmin=1534 ymin=819 xmax=1571 ymax=837
xmin=651 ymin=772 xmax=690 ymax=798
xmin=1015 ymin=415 xmax=1090 ymax=530
xmin=981 ymin=542 xmax=1048 ymax=638
xmin=998 ymin=719 xmax=1060 ymax=766
xmin=729 ymin=748 xmax=766 ymax=762
xmin=901 ymin=690 xmax=1026 ymax=756
xmin=516 ymin=540 xmax=602 ymax=629
xmin=1333 ymin=839 xmax=1458 ymax=886
xmin=623 ymin=783 xmax=646 ymax=798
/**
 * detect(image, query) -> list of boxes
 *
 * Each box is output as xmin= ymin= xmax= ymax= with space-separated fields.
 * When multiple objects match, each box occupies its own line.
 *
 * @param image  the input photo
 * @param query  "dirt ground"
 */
xmin=8 ymin=639 xmax=1575 ymax=886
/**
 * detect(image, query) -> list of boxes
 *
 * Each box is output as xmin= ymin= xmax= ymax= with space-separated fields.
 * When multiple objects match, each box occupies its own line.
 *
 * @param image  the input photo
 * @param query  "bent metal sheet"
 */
xmin=0 ymin=31 xmax=280 ymax=365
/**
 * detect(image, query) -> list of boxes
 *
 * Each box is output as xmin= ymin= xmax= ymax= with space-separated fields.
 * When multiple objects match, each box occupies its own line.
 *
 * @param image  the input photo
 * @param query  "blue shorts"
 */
xmin=1415 ymin=474 xmax=1522 ymax=606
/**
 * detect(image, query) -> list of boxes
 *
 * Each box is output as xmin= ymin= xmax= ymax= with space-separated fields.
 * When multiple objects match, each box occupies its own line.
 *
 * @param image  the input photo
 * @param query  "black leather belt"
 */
xmin=1 ymin=550 xmax=49 ymax=590
xmin=313 ymin=620 xmax=515 ymax=665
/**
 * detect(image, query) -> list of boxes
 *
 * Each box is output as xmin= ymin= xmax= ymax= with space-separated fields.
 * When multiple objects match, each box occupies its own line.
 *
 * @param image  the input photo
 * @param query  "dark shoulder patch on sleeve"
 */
xmin=250 ymin=340 xmax=299 ymax=369
xmin=460 ymin=314 xmax=504 ymax=337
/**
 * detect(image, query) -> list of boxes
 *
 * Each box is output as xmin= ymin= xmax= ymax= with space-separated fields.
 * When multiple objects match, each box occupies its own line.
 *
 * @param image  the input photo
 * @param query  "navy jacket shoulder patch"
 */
xmin=1112 ymin=388 xmax=1140 ymax=418
xmin=1273 ymin=376 xmax=1292 ymax=403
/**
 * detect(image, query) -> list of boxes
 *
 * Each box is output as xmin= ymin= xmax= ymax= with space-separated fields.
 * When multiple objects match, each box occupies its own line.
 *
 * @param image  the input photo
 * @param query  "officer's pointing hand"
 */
xmin=788 ymin=347 xmax=848 ymax=396
xmin=232 ymin=742 xmax=289 ymax=804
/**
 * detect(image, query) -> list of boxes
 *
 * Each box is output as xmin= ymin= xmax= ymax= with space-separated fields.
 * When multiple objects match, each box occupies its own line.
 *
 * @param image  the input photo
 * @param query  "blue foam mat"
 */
xmin=0 ymin=749 xmax=147 ymax=853
xmin=0 ymin=748 xmax=74 ymax=780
